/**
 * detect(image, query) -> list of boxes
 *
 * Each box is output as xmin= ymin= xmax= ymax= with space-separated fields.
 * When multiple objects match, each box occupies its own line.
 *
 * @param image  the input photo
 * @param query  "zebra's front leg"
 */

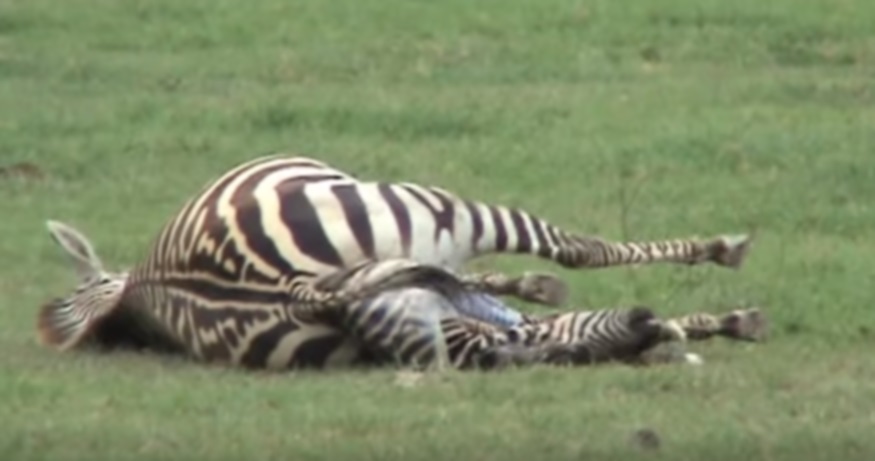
xmin=440 ymin=316 xmax=601 ymax=370
xmin=520 ymin=306 xmax=701 ymax=367
xmin=669 ymin=307 xmax=768 ymax=342
xmin=458 ymin=271 xmax=568 ymax=307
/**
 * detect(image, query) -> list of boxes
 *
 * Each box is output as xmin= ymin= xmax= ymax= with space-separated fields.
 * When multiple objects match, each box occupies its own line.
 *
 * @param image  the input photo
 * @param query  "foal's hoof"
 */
xmin=722 ymin=308 xmax=769 ymax=342
xmin=517 ymin=272 xmax=568 ymax=307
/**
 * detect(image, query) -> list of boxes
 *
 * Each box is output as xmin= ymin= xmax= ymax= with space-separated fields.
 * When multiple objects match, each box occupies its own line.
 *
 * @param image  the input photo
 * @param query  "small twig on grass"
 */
xmin=614 ymin=151 xmax=645 ymax=301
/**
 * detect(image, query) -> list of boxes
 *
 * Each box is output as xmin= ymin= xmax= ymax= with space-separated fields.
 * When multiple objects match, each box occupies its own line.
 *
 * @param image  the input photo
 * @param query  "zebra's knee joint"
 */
xmin=661 ymin=319 xmax=687 ymax=343
xmin=517 ymin=272 xmax=568 ymax=307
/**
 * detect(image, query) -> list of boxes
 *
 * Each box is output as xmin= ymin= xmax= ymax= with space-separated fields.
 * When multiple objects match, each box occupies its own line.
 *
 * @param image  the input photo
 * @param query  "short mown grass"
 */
xmin=1 ymin=0 xmax=874 ymax=459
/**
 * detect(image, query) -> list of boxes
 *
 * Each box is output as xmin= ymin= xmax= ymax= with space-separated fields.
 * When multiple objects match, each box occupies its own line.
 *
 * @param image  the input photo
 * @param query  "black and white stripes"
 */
xmin=37 ymin=153 xmax=753 ymax=371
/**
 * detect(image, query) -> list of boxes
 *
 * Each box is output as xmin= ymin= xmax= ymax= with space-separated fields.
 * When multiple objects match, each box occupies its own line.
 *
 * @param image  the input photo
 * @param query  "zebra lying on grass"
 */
xmin=36 ymin=154 xmax=754 ymax=371
xmin=39 ymin=223 xmax=765 ymax=370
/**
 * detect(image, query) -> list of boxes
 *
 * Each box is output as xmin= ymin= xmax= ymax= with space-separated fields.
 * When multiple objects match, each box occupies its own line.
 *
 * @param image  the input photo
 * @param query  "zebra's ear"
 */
xmin=45 ymin=220 xmax=104 ymax=280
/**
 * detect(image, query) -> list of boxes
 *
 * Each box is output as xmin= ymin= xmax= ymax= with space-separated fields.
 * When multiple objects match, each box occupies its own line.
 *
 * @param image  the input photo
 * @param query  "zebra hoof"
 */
xmin=659 ymin=319 xmax=688 ymax=343
xmin=721 ymin=308 xmax=769 ymax=342
xmin=708 ymin=234 xmax=752 ymax=269
xmin=518 ymin=272 xmax=568 ymax=307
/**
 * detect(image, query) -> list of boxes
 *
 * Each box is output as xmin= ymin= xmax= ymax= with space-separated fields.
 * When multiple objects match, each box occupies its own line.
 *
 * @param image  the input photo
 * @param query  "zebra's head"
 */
xmin=36 ymin=220 xmax=129 ymax=350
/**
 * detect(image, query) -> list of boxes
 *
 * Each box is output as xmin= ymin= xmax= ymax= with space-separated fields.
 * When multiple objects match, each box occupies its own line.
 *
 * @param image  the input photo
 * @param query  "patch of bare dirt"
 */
xmin=0 ymin=161 xmax=46 ymax=181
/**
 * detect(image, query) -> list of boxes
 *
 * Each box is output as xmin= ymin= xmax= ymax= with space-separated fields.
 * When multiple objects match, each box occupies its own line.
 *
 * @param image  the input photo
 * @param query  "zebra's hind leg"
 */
xmin=580 ymin=306 xmax=697 ymax=367
xmin=342 ymin=287 xmax=455 ymax=372
xmin=458 ymin=271 xmax=568 ymax=307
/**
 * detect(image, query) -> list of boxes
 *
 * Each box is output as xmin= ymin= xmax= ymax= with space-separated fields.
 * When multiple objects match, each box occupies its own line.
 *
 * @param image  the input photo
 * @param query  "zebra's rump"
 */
xmin=134 ymin=156 xmax=359 ymax=287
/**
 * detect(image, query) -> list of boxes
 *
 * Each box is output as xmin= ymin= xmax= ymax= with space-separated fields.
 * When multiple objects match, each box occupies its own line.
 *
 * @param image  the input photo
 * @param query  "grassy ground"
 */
xmin=2 ymin=0 xmax=875 ymax=459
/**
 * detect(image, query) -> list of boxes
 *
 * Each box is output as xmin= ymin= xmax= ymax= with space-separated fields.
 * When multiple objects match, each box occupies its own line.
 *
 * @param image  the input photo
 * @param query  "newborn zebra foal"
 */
xmin=431 ymin=308 xmax=677 ymax=370
xmin=306 ymin=267 xmax=768 ymax=370
xmin=437 ymin=305 xmax=768 ymax=370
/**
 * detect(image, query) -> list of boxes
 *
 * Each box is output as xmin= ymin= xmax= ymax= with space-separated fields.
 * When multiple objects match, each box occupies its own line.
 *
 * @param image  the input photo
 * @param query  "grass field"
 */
xmin=2 ymin=0 xmax=875 ymax=459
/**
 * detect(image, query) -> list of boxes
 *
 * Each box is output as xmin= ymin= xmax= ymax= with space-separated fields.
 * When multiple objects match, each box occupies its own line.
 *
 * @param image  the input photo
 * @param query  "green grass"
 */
xmin=2 ymin=0 xmax=875 ymax=459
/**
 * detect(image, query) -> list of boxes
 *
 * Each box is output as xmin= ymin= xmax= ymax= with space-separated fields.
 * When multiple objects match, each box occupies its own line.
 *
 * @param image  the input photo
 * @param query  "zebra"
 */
xmin=38 ymin=221 xmax=557 ymax=368
xmin=318 ymin=272 xmax=769 ymax=371
xmin=437 ymin=306 xmax=769 ymax=370
xmin=36 ymin=154 xmax=753 ymax=371
xmin=39 ymin=226 xmax=754 ymax=371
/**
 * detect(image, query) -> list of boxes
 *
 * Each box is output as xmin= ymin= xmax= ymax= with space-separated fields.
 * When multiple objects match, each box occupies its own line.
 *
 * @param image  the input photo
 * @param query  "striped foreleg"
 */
xmin=493 ymin=307 xmax=702 ymax=366
xmin=439 ymin=316 xmax=595 ymax=370
xmin=668 ymin=308 xmax=768 ymax=342
xmin=456 ymin=271 xmax=568 ymax=307
xmin=531 ymin=307 xmax=692 ymax=364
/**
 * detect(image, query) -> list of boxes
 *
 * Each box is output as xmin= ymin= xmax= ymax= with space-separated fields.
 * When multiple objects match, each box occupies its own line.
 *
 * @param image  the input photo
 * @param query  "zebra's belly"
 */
xmin=126 ymin=278 xmax=531 ymax=372
xmin=175 ymin=307 xmax=374 ymax=370
xmin=127 ymin=285 xmax=372 ymax=371
xmin=231 ymin=320 xmax=369 ymax=370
